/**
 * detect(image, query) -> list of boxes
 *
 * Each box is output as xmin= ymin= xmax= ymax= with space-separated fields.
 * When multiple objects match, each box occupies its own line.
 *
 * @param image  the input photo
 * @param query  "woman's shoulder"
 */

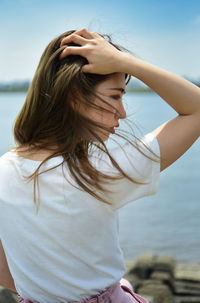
xmin=88 ymin=132 xmax=160 ymax=177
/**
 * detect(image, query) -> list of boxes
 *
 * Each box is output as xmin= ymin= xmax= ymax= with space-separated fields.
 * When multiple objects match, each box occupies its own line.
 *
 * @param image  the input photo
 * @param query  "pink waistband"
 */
xmin=17 ymin=281 xmax=120 ymax=303
xmin=17 ymin=278 xmax=149 ymax=303
xmin=73 ymin=281 xmax=120 ymax=303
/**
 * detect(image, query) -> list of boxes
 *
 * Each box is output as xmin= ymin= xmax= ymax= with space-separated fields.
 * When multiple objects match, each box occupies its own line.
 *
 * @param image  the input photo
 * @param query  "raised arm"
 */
xmin=123 ymin=57 xmax=200 ymax=171
xmin=59 ymin=28 xmax=200 ymax=172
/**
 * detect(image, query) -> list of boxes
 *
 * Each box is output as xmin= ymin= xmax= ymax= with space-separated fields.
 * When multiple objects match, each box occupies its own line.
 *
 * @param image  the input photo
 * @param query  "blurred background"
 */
xmin=0 ymin=0 xmax=200 ymax=264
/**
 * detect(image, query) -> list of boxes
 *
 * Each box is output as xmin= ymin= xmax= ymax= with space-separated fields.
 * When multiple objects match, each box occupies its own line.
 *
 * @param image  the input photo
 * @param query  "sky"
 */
xmin=0 ymin=0 xmax=200 ymax=82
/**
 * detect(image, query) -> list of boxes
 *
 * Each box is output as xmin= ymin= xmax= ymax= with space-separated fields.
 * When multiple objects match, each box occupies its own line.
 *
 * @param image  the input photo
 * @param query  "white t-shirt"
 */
xmin=0 ymin=132 xmax=160 ymax=303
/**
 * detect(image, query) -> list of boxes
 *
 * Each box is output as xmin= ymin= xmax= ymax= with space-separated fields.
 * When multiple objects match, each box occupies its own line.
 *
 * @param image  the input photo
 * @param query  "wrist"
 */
xmin=115 ymin=52 xmax=130 ymax=74
xmin=118 ymin=53 xmax=145 ymax=79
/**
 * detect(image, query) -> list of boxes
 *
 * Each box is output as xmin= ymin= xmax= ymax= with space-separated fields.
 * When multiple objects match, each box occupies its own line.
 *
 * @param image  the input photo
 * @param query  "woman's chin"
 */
xmin=84 ymin=129 xmax=112 ymax=142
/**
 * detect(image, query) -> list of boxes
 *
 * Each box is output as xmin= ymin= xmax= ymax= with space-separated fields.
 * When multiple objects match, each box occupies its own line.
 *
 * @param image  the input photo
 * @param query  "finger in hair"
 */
xmin=59 ymin=46 xmax=84 ymax=60
xmin=74 ymin=28 xmax=94 ymax=39
xmin=60 ymin=34 xmax=88 ymax=47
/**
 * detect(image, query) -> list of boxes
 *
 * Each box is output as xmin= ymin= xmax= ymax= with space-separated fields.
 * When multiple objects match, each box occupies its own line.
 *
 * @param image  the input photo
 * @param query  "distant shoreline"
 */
xmin=0 ymin=87 xmax=154 ymax=93
xmin=1 ymin=85 xmax=200 ymax=94
xmin=0 ymin=89 xmax=28 ymax=93
xmin=0 ymin=77 xmax=199 ymax=93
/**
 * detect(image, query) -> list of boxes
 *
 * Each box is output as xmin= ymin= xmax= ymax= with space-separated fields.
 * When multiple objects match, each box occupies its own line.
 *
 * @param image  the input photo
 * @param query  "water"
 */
xmin=0 ymin=92 xmax=200 ymax=264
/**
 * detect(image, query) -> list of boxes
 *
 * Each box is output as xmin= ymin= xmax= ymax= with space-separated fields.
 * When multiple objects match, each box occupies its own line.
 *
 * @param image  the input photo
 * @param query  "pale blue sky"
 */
xmin=0 ymin=0 xmax=200 ymax=81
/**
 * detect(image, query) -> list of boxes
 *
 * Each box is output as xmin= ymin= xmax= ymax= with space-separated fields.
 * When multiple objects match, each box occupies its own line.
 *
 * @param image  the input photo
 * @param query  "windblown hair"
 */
xmin=12 ymin=29 xmax=159 ymax=213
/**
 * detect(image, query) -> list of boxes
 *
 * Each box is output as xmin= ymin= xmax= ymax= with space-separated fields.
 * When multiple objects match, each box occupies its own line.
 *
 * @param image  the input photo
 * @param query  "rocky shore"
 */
xmin=124 ymin=253 xmax=200 ymax=303
xmin=1 ymin=253 xmax=200 ymax=303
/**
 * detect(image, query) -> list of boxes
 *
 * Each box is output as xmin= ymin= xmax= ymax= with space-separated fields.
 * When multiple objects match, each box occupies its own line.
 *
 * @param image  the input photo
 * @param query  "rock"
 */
xmin=125 ymin=254 xmax=200 ymax=303
xmin=141 ymin=294 xmax=158 ymax=303
xmin=0 ymin=287 xmax=18 ymax=303
xmin=150 ymin=271 xmax=175 ymax=293
xmin=174 ymin=296 xmax=200 ymax=303
xmin=154 ymin=255 xmax=175 ymax=278
xmin=137 ymin=280 xmax=174 ymax=303
xmin=174 ymin=280 xmax=200 ymax=296
xmin=128 ymin=253 xmax=157 ymax=279
xmin=175 ymin=264 xmax=200 ymax=282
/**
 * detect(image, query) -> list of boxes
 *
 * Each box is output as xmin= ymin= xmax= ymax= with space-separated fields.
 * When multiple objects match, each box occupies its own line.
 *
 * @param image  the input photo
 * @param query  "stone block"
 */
xmin=137 ymin=280 xmax=174 ymax=303
xmin=175 ymin=264 xmax=200 ymax=282
xmin=154 ymin=255 xmax=175 ymax=278
xmin=174 ymin=295 xmax=200 ymax=303
xmin=150 ymin=271 xmax=175 ymax=293
xmin=174 ymin=280 xmax=200 ymax=296
xmin=142 ymin=295 xmax=158 ymax=303
xmin=129 ymin=252 xmax=157 ymax=279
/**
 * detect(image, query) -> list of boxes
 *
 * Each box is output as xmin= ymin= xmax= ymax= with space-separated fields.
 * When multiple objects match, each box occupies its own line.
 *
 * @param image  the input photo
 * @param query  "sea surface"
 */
xmin=0 ymin=92 xmax=200 ymax=264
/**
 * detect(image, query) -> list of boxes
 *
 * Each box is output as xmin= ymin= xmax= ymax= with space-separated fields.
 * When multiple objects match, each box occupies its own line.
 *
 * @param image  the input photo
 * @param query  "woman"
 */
xmin=0 ymin=28 xmax=200 ymax=303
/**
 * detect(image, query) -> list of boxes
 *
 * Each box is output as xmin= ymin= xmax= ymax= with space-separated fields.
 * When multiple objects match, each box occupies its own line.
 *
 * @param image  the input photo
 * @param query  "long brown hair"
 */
xmin=12 ymin=30 xmax=160 ymax=213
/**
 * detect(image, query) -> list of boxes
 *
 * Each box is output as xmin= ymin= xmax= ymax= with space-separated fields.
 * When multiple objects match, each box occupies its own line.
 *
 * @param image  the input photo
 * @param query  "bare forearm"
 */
xmin=122 ymin=54 xmax=200 ymax=116
xmin=0 ymin=241 xmax=17 ymax=293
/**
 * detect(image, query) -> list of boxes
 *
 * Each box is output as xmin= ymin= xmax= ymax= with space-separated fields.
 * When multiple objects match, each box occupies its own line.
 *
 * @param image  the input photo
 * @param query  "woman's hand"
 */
xmin=59 ymin=28 xmax=129 ymax=74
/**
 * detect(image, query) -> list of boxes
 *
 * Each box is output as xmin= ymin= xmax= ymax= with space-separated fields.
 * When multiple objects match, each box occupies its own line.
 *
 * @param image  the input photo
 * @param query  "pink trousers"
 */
xmin=17 ymin=278 xmax=149 ymax=303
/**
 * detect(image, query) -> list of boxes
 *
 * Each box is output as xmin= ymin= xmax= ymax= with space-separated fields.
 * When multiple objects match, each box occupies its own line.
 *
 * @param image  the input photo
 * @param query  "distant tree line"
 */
xmin=0 ymin=80 xmax=30 ymax=92
xmin=0 ymin=77 xmax=199 ymax=93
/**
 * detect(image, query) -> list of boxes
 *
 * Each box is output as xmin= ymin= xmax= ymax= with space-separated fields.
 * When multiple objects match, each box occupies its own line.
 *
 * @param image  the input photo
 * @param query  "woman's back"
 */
xmin=0 ymin=133 xmax=160 ymax=302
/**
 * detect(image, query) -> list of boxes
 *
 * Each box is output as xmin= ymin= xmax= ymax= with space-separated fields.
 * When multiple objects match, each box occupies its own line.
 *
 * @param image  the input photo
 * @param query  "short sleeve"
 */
xmin=89 ymin=132 xmax=160 ymax=210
